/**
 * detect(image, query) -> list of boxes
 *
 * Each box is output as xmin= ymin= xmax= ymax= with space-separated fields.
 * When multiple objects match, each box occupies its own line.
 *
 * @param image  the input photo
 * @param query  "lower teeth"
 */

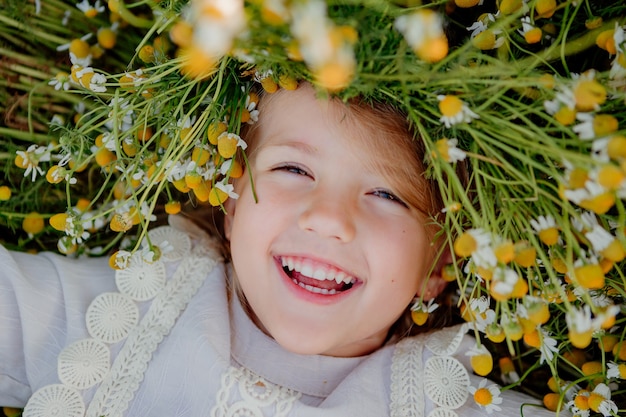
xmin=293 ymin=279 xmax=337 ymax=295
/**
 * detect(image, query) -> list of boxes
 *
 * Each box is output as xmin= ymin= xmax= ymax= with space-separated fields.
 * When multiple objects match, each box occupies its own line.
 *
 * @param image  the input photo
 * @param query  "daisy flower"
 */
xmin=437 ymin=95 xmax=479 ymax=128
xmin=588 ymin=383 xmax=618 ymax=416
xmin=538 ymin=329 xmax=559 ymax=364
xmin=565 ymin=305 xmax=599 ymax=348
xmin=466 ymin=344 xmax=493 ymax=376
xmin=49 ymin=72 xmax=71 ymax=91
xmin=468 ymin=379 xmax=503 ymax=414
xmin=607 ymin=361 xmax=626 ymax=380
xmin=432 ymin=138 xmax=467 ymax=163
xmin=530 ymin=214 xmax=560 ymax=245
xmin=76 ymin=0 xmax=105 ymax=18
xmin=395 ymin=9 xmax=448 ymax=63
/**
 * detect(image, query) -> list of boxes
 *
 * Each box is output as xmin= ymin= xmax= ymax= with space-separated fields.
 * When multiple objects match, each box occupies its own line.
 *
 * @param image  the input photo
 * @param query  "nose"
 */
xmin=297 ymin=193 xmax=356 ymax=242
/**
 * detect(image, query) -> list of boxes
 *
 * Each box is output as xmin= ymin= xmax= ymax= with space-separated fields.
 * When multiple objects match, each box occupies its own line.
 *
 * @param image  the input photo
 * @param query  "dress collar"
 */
xmin=228 ymin=271 xmax=368 ymax=398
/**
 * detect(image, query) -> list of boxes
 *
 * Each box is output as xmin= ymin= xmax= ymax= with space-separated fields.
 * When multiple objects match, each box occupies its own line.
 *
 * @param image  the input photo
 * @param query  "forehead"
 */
xmin=251 ymin=85 xmax=434 ymax=215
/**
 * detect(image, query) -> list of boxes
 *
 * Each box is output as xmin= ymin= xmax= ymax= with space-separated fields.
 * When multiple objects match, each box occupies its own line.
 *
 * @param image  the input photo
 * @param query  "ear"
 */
xmin=419 ymin=247 xmax=452 ymax=300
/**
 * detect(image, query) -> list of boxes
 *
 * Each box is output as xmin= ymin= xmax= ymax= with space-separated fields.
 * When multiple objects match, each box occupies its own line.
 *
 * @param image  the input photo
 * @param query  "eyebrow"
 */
xmin=256 ymin=139 xmax=319 ymax=155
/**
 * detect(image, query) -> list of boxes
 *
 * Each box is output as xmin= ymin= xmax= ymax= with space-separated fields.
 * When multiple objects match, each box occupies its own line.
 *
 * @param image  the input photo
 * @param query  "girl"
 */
xmin=0 ymin=82 xmax=556 ymax=417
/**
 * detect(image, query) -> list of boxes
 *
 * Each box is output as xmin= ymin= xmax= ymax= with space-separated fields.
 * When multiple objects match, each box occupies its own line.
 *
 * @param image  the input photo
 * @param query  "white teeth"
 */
xmin=281 ymin=256 xmax=355 ymax=284
xmin=293 ymin=279 xmax=338 ymax=295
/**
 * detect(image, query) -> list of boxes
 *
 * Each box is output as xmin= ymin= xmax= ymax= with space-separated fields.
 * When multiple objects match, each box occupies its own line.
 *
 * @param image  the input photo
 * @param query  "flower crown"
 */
xmin=2 ymin=0 xmax=626 ymax=414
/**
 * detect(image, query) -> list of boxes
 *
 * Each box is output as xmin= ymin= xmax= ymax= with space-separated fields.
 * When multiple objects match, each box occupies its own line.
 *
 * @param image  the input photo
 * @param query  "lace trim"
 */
xmin=24 ymin=226 xmax=219 ymax=417
xmin=211 ymin=367 xmax=300 ymax=417
xmin=390 ymin=337 xmax=425 ymax=417
xmin=390 ymin=324 xmax=470 ymax=417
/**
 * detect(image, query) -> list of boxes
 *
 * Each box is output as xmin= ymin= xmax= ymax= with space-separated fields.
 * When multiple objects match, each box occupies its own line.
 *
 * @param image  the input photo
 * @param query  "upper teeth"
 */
xmin=281 ymin=256 xmax=355 ymax=285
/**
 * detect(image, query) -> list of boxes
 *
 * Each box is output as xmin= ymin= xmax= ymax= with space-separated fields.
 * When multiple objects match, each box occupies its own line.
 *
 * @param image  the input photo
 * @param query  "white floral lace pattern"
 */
xmin=211 ymin=367 xmax=300 ymax=417
xmin=23 ymin=225 xmax=219 ymax=417
xmin=390 ymin=323 xmax=470 ymax=417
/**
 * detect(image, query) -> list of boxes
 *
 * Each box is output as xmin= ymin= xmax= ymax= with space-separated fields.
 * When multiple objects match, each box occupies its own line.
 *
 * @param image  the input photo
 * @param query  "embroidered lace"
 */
xmin=23 ymin=226 xmax=218 ymax=417
xmin=210 ymin=367 xmax=300 ymax=417
xmin=390 ymin=323 xmax=470 ymax=417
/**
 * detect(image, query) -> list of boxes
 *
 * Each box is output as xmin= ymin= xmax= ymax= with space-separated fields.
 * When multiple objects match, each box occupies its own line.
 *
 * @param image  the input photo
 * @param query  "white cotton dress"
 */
xmin=0 ymin=216 xmax=557 ymax=417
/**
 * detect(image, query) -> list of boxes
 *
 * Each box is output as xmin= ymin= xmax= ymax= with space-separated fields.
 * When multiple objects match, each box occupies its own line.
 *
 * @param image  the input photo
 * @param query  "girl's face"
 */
xmin=225 ymin=84 xmax=442 ymax=357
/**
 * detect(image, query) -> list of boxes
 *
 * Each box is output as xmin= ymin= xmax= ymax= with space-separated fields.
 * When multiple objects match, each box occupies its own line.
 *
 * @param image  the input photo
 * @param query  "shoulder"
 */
xmin=389 ymin=324 xmax=556 ymax=417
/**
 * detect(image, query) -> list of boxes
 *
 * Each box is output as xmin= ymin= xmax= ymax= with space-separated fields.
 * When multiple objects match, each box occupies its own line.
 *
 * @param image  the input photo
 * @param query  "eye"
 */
xmin=370 ymin=189 xmax=408 ymax=207
xmin=274 ymin=164 xmax=311 ymax=177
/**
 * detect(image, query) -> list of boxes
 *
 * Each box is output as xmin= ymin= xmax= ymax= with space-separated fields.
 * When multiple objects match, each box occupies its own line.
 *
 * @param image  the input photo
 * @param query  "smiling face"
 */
xmin=225 ymin=84 xmax=444 ymax=357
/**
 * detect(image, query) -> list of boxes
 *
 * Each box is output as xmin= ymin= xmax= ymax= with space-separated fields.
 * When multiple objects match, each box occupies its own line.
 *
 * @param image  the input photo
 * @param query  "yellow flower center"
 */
xmin=494 ymin=241 xmax=515 ymax=264
xmin=22 ymin=212 xmax=44 ymax=235
xmin=573 ymin=264 xmax=605 ymax=289
xmin=593 ymin=114 xmax=619 ymax=136
xmin=535 ymin=0 xmax=557 ymax=18
xmin=470 ymin=352 xmax=494 ymax=376
xmin=411 ymin=310 xmax=429 ymax=326
xmin=498 ymin=0 xmax=523 ymax=14
xmin=579 ymin=192 xmax=615 ymax=214
xmin=314 ymin=61 xmax=355 ymax=92
xmin=179 ymin=45 xmax=219 ymax=80
xmin=568 ymin=329 xmax=593 ymax=349
xmin=601 ymin=239 xmax=625 ymax=262
xmin=513 ymin=244 xmax=536 ymax=267
xmin=97 ymin=28 xmax=117 ymax=49
xmin=538 ymin=227 xmax=559 ymax=245
xmin=574 ymin=79 xmax=607 ymax=112
xmin=0 ymin=185 xmax=11 ymax=201
xmin=472 ymin=30 xmax=497 ymax=50
xmin=49 ymin=213 xmax=69 ymax=232
xmin=139 ymin=45 xmax=156 ymax=64
xmin=607 ymin=135 xmax=626 ymax=160
xmin=453 ymin=232 xmax=477 ymax=257
xmin=415 ymin=35 xmax=449 ymax=63
xmin=69 ymin=39 xmax=91 ymax=58
xmin=574 ymin=392 xmax=590 ymax=410
xmin=524 ymin=28 xmax=542 ymax=44
xmin=587 ymin=392 xmax=606 ymax=413
xmin=473 ymin=387 xmax=493 ymax=406
xmin=209 ymin=186 xmax=229 ymax=207
xmin=439 ymin=95 xmax=464 ymax=117
xmin=554 ymin=106 xmax=577 ymax=125
xmin=165 ymin=201 xmax=182 ymax=215
xmin=218 ymin=134 xmax=239 ymax=159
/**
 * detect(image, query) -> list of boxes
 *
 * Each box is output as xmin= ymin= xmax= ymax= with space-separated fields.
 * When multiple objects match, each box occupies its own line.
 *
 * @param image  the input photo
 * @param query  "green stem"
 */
xmin=110 ymin=0 xmax=154 ymax=28
xmin=0 ymin=127 xmax=50 ymax=142
xmin=0 ymin=13 xmax=67 ymax=45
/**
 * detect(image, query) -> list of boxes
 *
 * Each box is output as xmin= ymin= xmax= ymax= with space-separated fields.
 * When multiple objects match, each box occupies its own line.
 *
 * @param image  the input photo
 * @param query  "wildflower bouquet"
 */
xmin=2 ymin=0 xmax=626 ymax=415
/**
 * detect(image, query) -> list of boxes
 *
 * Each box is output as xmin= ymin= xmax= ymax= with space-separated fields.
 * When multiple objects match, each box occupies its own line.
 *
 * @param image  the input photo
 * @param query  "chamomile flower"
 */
xmin=109 ymin=250 xmax=132 ymax=270
xmin=410 ymin=298 xmax=438 ymax=325
xmin=182 ymin=0 xmax=246 ymax=77
xmin=49 ymin=72 xmax=71 ymax=91
xmin=566 ymin=305 xmax=598 ymax=348
xmin=498 ymin=357 xmax=520 ymax=384
xmin=468 ymin=379 xmax=503 ymax=413
xmin=395 ymin=9 xmax=448 ymax=63
xmin=467 ymin=344 xmax=494 ymax=376
xmin=518 ymin=16 xmax=542 ymax=44
xmin=15 ymin=144 xmax=52 ymax=182
xmin=76 ymin=0 xmax=104 ymax=18
xmin=437 ymin=95 xmax=479 ymax=128
xmin=538 ymin=329 xmax=559 ymax=364
xmin=530 ymin=214 xmax=560 ymax=245
xmin=607 ymin=361 xmax=626 ymax=379
xmin=467 ymin=14 xmax=505 ymax=50
xmin=588 ymin=383 xmax=618 ymax=416
xmin=432 ymin=138 xmax=467 ymax=163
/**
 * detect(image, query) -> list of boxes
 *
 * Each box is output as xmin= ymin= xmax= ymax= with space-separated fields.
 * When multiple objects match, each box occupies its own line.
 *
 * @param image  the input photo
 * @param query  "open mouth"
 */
xmin=280 ymin=256 xmax=357 ymax=295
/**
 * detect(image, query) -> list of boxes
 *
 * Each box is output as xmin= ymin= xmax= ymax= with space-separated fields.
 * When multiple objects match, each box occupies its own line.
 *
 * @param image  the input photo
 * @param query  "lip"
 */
xmin=273 ymin=256 xmax=360 ymax=305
